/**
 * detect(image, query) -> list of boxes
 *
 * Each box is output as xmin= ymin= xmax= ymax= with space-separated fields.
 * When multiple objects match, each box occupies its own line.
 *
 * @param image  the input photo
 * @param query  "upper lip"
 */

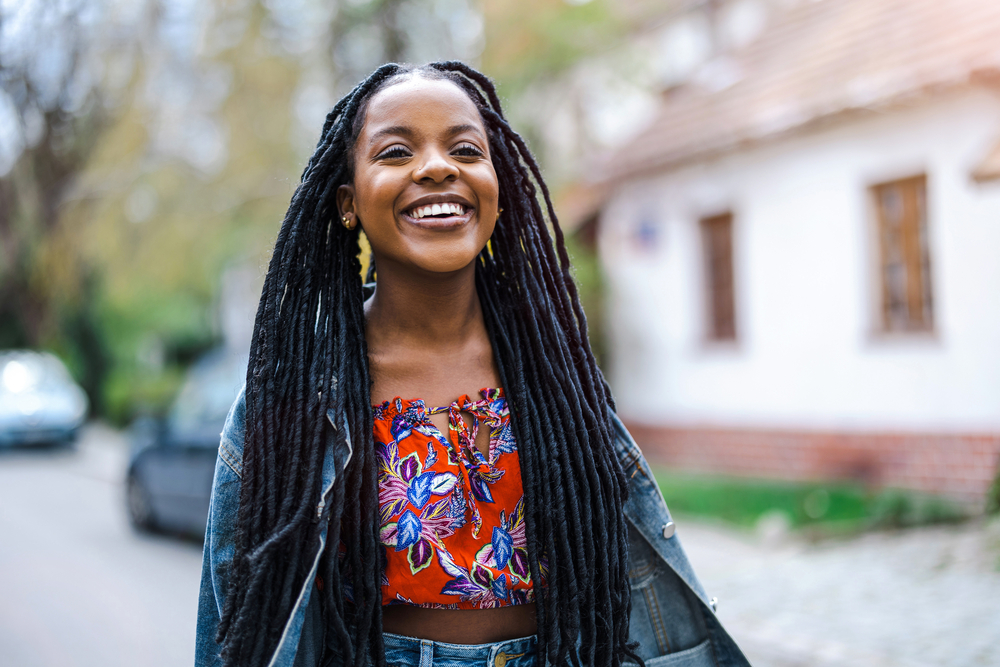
xmin=401 ymin=193 xmax=474 ymax=214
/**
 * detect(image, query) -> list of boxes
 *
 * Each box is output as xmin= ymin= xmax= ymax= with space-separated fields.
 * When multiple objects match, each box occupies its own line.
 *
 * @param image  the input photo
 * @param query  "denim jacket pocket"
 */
xmin=625 ymin=639 xmax=716 ymax=667
xmin=627 ymin=524 xmax=714 ymax=664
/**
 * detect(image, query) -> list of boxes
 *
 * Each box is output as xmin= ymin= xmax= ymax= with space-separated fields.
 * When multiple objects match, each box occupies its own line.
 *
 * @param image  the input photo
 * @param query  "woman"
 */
xmin=196 ymin=62 xmax=749 ymax=667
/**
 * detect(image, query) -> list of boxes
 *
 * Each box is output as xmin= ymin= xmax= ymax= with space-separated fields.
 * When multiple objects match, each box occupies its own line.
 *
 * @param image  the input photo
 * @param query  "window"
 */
xmin=700 ymin=212 xmax=736 ymax=341
xmin=872 ymin=175 xmax=933 ymax=332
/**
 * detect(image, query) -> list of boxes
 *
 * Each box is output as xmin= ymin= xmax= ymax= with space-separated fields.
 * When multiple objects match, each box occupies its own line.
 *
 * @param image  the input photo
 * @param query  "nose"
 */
xmin=412 ymin=149 xmax=459 ymax=184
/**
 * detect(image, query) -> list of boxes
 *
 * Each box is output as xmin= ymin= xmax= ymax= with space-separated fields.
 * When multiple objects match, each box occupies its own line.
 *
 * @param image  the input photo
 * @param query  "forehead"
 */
xmin=359 ymin=76 xmax=486 ymax=141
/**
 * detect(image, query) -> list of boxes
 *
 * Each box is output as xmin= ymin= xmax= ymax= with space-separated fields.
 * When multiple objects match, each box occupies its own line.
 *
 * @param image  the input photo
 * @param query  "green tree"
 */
xmin=29 ymin=0 xmax=484 ymax=420
xmin=0 ymin=0 xmax=155 ymax=409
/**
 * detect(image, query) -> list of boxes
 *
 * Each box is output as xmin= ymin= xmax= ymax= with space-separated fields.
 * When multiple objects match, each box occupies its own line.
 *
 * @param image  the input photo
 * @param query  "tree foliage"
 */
xmin=0 ymin=0 xmax=153 ymax=409
xmin=1 ymin=0 xmax=486 ymax=420
xmin=0 ymin=0 xmax=641 ymax=421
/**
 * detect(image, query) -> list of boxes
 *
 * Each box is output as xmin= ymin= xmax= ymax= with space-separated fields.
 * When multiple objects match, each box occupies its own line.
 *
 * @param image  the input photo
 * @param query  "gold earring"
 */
xmin=342 ymin=215 xmax=355 ymax=230
xmin=496 ymin=207 xmax=503 ymax=221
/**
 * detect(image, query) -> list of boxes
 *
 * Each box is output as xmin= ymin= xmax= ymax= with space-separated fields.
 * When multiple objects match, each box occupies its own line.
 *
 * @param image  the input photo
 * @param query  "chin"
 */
xmin=410 ymin=245 xmax=486 ymax=274
xmin=415 ymin=258 xmax=480 ymax=275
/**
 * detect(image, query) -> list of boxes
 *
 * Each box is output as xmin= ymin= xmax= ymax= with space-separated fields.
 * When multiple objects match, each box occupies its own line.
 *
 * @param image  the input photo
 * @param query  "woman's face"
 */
xmin=338 ymin=76 xmax=500 ymax=277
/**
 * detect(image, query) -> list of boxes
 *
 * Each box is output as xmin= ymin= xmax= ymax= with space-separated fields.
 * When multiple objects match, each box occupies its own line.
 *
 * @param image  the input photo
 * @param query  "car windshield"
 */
xmin=168 ymin=349 xmax=247 ymax=434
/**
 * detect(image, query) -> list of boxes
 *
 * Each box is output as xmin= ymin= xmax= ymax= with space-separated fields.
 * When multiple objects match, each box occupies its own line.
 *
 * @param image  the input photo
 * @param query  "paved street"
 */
xmin=0 ymin=425 xmax=203 ymax=667
xmin=1 ymin=425 xmax=999 ymax=667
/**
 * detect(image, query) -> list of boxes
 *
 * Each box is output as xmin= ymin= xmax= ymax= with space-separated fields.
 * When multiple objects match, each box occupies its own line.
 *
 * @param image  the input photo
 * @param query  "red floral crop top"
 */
xmin=374 ymin=388 xmax=544 ymax=609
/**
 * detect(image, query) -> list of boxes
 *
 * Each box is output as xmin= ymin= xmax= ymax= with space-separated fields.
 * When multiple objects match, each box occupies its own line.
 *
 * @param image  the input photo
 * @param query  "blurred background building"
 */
xmin=583 ymin=0 xmax=1000 ymax=509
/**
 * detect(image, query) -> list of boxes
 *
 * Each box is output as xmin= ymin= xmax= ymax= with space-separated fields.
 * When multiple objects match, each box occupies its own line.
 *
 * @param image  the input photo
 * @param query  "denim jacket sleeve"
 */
xmin=195 ymin=386 xmax=246 ymax=667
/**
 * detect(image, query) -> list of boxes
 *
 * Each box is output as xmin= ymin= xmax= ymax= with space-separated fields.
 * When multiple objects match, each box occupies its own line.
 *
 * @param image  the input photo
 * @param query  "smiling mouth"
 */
xmin=404 ymin=202 xmax=469 ymax=219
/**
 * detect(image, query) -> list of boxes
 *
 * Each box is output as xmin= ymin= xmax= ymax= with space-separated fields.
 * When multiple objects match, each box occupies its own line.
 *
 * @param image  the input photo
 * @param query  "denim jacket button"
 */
xmin=661 ymin=521 xmax=675 ymax=539
xmin=495 ymin=652 xmax=507 ymax=667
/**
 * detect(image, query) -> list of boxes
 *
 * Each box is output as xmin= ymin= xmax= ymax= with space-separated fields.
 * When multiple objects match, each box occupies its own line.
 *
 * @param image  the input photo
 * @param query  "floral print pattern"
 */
xmin=375 ymin=388 xmax=542 ymax=609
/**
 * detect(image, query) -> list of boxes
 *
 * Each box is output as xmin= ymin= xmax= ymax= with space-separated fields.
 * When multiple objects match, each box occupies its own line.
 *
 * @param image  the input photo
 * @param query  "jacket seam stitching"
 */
xmin=627 ymin=453 xmax=652 ymax=480
xmin=645 ymin=585 xmax=671 ymax=654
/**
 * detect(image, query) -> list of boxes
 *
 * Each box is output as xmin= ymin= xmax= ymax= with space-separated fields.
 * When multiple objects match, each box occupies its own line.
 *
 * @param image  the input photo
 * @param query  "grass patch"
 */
xmin=651 ymin=469 xmax=969 ymax=533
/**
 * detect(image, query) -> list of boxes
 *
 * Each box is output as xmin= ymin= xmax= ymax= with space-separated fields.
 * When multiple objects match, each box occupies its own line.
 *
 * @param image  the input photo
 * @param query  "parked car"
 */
xmin=126 ymin=348 xmax=246 ymax=536
xmin=0 ymin=350 xmax=88 ymax=447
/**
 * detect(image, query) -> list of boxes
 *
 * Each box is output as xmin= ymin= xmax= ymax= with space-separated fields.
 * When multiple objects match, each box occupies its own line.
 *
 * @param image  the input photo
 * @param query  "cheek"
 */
xmin=354 ymin=176 xmax=397 ymax=216
xmin=479 ymin=165 xmax=500 ymax=202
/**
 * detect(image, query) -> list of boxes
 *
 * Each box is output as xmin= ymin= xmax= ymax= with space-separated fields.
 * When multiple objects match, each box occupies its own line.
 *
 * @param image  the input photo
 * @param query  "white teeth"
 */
xmin=409 ymin=203 xmax=465 ymax=218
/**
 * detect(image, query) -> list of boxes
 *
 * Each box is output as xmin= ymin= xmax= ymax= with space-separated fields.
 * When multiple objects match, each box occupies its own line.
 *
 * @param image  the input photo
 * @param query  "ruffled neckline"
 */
xmin=372 ymin=387 xmax=504 ymax=413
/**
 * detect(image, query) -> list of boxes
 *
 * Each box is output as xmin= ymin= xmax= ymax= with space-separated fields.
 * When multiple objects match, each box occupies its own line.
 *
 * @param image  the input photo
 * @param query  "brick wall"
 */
xmin=624 ymin=423 xmax=1000 ymax=509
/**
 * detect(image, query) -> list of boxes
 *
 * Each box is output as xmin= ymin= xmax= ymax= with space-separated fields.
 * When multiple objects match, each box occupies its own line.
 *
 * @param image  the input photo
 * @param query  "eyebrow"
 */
xmin=367 ymin=123 xmax=485 ymax=146
xmin=445 ymin=124 xmax=484 ymax=138
xmin=368 ymin=125 xmax=413 ymax=146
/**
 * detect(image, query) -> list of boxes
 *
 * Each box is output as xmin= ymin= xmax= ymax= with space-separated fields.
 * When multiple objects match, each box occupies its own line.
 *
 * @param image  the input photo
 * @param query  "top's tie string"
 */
xmin=426 ymin=396 xmax=500 ymax=466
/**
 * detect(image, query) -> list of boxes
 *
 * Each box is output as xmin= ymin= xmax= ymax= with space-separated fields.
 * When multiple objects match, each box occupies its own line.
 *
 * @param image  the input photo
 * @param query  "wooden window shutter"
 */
xmin=872 ymin=175 xmax=933 ymax=332
xmin=700 ymin=212 xmax=737 ymax=341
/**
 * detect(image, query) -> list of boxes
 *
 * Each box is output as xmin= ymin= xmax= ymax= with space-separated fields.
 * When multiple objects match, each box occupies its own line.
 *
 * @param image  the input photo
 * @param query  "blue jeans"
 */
xmin=382 ymin=632 xmax=537 ymax=667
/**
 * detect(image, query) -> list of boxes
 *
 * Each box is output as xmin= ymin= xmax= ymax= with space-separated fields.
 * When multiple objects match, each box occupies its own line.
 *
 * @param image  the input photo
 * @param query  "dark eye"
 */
xmin=376 ymin=146 xmax=411 ymax=160
xmin=452 ymin=143 xmax=484 ymax=158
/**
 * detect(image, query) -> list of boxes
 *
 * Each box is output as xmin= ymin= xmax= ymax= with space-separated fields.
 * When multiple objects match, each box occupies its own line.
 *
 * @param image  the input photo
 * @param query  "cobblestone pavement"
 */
xmin=677 ymin=515 xmax=1000 ymax=667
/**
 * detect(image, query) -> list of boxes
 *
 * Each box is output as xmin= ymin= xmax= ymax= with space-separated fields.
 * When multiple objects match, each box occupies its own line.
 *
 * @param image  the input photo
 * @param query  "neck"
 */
xmin=364 ymin=260 xmax=484 ymax=352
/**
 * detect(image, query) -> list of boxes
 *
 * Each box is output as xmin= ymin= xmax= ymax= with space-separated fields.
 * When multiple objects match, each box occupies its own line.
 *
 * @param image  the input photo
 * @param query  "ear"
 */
xmin=337 ymin=184 xmax=356 ymax=219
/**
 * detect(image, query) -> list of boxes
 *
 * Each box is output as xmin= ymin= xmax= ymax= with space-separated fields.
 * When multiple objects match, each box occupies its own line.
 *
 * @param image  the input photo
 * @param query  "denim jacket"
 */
xmin=196 ymin=387 xmax=750 ymax=667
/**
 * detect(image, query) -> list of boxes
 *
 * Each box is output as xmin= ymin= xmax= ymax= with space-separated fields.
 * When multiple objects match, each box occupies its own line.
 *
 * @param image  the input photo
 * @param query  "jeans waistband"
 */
xmin=382 ymin=632 xmax=537 ymax=667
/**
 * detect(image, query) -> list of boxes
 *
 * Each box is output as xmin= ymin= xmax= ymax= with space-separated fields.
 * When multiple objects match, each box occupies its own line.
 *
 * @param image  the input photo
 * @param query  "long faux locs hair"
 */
xmin=218 ymin=61 xmax=640 ymax=667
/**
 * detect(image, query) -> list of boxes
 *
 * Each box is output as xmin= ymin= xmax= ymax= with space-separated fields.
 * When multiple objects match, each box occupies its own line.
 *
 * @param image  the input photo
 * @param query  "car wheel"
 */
xmin=126 ymin=472 xmax=158 ymax=532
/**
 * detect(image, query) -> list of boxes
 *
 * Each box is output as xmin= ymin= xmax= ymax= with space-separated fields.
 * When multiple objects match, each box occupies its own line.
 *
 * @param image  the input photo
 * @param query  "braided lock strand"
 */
xmin=218 ymin=62 xmax=641 ymax=667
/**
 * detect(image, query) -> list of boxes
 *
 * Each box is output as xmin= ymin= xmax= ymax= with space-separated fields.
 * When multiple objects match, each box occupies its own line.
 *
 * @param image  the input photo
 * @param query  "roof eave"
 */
xmin=600 ymin=77 xmax=1000 ymax=187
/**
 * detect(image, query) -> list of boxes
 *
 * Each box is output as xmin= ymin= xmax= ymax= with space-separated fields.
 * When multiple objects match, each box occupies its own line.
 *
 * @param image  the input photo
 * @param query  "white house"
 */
xmin=591 ymin=0 xmax=1000 ymax=507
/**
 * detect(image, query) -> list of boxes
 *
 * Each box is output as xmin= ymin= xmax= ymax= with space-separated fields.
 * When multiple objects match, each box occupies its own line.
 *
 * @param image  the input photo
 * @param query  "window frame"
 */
xmin=699 ymin=211 xmax=738 ymax=343
xmin=869 ymin=174 xmax=935 ymax=335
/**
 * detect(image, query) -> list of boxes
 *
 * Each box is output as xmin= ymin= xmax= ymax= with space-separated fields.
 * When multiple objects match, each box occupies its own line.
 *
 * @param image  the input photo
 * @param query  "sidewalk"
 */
xmin=677 ymin=515 xmax=1000 ymax=667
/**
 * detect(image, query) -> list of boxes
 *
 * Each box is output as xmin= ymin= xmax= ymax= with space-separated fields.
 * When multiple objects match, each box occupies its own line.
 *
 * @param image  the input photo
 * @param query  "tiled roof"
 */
xmin=600 ymin=0 xmax=1000 ymax=182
